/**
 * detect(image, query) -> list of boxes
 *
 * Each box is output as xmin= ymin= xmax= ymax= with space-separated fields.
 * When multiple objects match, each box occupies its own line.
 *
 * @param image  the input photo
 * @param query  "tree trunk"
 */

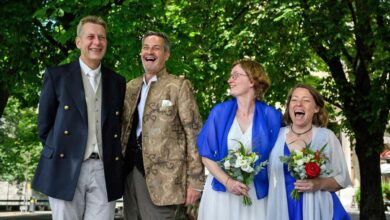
xmin=355 ymin=134 xmax=386 ymax=220
xmin=0 ymin=82 xmax=9 ymax=118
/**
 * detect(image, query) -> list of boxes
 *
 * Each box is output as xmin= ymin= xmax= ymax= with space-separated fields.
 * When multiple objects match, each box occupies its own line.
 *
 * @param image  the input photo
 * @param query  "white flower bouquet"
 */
xmin=219 ymin=140 xmax=268 ymax=206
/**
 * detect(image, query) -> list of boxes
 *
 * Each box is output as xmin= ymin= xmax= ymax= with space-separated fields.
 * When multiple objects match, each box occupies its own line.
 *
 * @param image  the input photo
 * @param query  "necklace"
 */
xmin=290 ymin=125 xmax=312 ymax=136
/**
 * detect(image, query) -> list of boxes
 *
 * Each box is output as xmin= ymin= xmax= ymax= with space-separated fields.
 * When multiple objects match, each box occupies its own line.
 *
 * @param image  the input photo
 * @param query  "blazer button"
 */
xmin=114 ymin=134 xmax=118 ymax=138
xmin=115 ymin=111 xmax=120 ymax=116
xmin=64 ymin=105 xmax=70 ymax=110
xmin=59 ymin=153 xmax=64 ymax=158
xmin=64 ymin=130 xmax=69 ymax=135
xmin=115 ymin=157 xmax=119 ymax=161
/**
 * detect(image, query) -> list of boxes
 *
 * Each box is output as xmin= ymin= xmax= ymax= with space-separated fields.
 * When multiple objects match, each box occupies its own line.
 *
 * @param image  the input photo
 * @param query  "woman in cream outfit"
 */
xmin=267 ymin=84 xmax=351 ymax=220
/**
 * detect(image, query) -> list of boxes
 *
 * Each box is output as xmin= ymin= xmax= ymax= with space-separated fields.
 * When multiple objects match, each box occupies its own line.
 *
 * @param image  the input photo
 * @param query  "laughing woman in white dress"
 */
xmin=196 ymin=59 xmax=282 ymax=220
xmin=267 ymin=84 xmax=351 ymax=220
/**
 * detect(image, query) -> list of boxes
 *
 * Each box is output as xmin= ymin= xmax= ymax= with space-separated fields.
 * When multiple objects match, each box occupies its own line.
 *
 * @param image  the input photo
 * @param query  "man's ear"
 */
xmin=75 ymin=37 xmax=81 ymax=49
xmin=164 ymin=51 xmax=170 ymax=61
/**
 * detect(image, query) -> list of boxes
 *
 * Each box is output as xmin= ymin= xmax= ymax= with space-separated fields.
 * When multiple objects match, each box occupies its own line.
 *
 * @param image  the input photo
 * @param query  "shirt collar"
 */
xmin=79 ymin=58 xmax=101 ymax=77
xmin=142 ymin=74 xmax=158 ymax=86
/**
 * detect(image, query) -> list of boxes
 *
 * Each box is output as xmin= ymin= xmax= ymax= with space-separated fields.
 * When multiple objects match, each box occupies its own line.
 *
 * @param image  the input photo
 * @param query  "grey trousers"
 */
xmin=49 ymin=159 xmax=116 ymax=220
xmin=123 ymin=168 xmax=186 ymax=220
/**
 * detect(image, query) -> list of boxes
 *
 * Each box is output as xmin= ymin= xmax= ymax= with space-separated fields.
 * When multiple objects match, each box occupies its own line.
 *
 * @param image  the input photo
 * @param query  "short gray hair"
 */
xmin=141 ymin=31 xmax=171 ymax=52
xmin=77 ymin=16 xmax=107 ymax=37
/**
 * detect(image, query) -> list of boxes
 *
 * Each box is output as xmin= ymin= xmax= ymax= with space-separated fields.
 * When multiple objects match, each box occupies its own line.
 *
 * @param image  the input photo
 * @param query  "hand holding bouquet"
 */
xmin=219 ymin=140 xmax=268 ymax=206
xmin=279 ymin=143 xmax=331 ymax=200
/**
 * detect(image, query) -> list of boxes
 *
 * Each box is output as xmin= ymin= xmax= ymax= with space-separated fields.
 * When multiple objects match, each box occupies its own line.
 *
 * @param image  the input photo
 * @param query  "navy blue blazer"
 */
xmin=32 ymin=60 xmax=126 ymax=201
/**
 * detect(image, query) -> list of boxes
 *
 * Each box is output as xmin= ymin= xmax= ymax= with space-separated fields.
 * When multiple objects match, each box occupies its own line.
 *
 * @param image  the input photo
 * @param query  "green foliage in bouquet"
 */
xmin=219 ymin=140 xmax=268 ymax=205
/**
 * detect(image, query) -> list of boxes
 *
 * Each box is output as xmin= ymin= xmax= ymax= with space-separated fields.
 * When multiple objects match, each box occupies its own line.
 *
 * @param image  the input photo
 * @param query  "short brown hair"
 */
xmin=232 ymin=59 xmax=270 ymax=100
xmin=77 ymin=16 xmax=107 ymax=37
xmin=283 ymin=84 xmax=329 ymax=126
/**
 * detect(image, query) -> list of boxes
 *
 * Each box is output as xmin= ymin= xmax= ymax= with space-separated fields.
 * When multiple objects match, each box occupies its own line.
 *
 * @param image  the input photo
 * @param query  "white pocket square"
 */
xmin=161 ymin=100 xmax=173 ymax=107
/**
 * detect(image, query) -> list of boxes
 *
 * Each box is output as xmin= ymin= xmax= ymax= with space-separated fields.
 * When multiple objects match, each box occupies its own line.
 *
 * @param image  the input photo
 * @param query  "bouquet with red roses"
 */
xmin=279 ymin=143 xmax=331 ymax=200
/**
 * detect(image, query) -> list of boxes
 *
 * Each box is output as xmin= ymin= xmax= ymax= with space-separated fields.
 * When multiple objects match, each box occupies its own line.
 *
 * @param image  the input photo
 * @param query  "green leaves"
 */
xmin=0 ymin=97 xmax=40 ymax=182
xmin=0 ymin=4 xmax=388 ymax=213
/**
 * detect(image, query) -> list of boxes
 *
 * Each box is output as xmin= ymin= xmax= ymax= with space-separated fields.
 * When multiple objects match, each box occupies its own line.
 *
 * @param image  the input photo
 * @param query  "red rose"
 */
xmin=305 ymin=162 xmax=321 ymax=178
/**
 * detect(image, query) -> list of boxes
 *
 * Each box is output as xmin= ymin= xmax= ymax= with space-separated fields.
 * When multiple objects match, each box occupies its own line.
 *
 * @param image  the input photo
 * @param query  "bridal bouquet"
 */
xmin=279 ymin=142 xmax=331 ymax=200
xmin=219 ymin=140 xmax=268 ymax=206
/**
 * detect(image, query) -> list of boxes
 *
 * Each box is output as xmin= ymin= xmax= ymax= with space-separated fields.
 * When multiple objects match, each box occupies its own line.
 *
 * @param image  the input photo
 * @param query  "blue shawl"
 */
xmin=197 ymin=98 xmax=282 ymax=199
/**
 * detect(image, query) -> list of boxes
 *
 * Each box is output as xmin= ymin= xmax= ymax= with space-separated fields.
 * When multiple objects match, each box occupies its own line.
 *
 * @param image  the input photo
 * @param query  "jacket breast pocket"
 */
xmin=158 ymin=105 xmax=177 ymax=123
xmin=159 ymin=105 xmax=175 ymax=114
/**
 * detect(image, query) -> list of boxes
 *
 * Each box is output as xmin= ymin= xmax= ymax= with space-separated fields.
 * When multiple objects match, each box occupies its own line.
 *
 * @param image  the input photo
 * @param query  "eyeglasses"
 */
xmin=229 ymin=72 xmax=248 ymax=80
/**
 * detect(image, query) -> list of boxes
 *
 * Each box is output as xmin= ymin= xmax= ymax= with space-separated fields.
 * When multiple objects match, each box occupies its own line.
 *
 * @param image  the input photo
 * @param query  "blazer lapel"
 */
xmin=66 ymin=60 xmax=87 ymax=124
xmin=130 ymin=78 xmax=143 ymax=115
xmin=101 ymin=66 xmax=112 ymax=127
xmin=100 ymin=66 xmax=109 ymax=128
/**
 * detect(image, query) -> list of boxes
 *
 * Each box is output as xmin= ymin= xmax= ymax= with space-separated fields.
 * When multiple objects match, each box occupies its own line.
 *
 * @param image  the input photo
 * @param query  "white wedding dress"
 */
xmin=198 ymin=118 xmax=267 ymax=220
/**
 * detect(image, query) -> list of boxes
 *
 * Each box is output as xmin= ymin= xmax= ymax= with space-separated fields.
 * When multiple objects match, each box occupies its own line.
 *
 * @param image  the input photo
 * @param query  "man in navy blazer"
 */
xmin=32 ymin=16 xmax=125 ymax=220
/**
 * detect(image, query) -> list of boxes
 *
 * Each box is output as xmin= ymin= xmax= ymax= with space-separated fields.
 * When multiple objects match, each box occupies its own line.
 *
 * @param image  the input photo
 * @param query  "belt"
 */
xmin=88 ymin=152 xmax=100 ymax=159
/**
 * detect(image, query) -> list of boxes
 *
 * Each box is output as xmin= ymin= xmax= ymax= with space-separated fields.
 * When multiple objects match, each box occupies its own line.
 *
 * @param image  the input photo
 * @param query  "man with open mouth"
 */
xmin=121 ymin=31 xmax=205 ymax=220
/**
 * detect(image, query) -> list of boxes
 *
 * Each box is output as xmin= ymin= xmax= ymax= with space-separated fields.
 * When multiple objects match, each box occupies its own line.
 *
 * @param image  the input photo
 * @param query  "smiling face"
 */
xmin=227 ymin=64 xmax=254 ymax=98
xmin=141 ymin=35 xmax=170 ymax=75
xmin=76 ymin=22 xmax=107 ymax=69
xmin=288 ymin=87 xmax=320 ymax=128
